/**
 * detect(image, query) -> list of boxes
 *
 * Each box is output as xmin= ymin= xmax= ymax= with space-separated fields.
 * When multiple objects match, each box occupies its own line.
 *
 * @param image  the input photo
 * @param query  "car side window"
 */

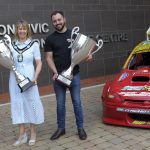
xmin=128 ymin=54 xmax=136 ymax=70
xmin=129 ymin=54 xmax=142 ymax=70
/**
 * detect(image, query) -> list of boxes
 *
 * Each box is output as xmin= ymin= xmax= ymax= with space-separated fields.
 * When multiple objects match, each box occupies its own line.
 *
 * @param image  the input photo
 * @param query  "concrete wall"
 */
xmin=0 ymin=0 xmax=150 ymax=93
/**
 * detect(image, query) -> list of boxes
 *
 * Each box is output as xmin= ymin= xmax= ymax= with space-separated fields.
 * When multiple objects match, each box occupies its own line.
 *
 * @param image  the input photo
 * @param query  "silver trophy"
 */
xmin=0 ymin=34 xmax=34 ymax=92
xmin=57 ymin=26 xmax=103 ymax=86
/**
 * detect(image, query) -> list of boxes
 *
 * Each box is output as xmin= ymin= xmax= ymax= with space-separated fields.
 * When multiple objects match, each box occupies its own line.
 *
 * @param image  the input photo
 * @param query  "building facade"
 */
xmin=0 ymin=0 xmax=150 ymax=95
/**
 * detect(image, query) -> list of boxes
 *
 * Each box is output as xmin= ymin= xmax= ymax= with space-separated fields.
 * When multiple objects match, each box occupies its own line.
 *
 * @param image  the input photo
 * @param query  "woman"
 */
xmin=9 ymin=20 xmax=44 ymax=146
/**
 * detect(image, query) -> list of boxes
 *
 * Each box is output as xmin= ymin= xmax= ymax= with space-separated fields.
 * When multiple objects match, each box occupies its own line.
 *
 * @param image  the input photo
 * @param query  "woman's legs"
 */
xmin=29 ymin=123 xmax=36 ymax=145
xmin=30 ymin=124 xmax=36 ymax=138
xmin=18 ymin=124 xmax=26 ymax=138
xmin=13 ymin=124 xmax=27 ymax=146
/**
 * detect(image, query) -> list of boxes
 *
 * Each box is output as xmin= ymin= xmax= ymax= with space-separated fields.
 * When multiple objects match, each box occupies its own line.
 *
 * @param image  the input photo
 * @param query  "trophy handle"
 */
xmin=91 ymin=39 xmax=103 ymax=55
xmin=68 ymin=26 xmax=80 ymax=48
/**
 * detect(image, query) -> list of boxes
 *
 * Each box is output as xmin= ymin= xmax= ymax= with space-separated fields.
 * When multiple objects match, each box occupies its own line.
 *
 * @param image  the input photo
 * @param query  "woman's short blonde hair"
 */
xmin=15 ymin=20 xmax=31 ymax=40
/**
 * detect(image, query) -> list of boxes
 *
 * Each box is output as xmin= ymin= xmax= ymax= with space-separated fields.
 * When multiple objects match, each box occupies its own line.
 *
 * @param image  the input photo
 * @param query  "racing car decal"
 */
xmin=116 ymin=107 xmax=150 ymax=114
xmin=119 ymin=92 xmax=150 ymax=96
xmin=118 ymin=72 xmax=129 ymax=81
xmin=132 ymin=120 xmax=150 ymax=125
xmin=144 ymin=86 xmax=150 ymax=91
xmin=122 ymin=86 xmax=144 ymax=91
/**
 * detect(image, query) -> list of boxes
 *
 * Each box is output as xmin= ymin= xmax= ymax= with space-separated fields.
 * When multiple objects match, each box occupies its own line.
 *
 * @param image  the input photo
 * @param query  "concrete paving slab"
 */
xmin=0 ymin=85 xmax=150 ymax=150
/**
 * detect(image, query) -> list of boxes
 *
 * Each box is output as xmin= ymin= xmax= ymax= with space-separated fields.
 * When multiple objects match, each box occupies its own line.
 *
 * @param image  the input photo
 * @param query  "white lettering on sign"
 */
xmin=0 ymin=23 xmax=49 ymax=35
xmin=29 ymin=23 xmax=49 ymax=33
xmin=0 ymin=23 xmax=49 ymax=48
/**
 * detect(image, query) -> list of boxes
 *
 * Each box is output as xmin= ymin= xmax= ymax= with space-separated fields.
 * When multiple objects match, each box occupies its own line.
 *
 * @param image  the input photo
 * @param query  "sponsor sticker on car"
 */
xmin=122 ymin=86 xmax=144 ymax=91
xmin=144 ymin=86 xmax=150 ymax=91
xmin=118 ymin=72 xmax=129 ymax=81
xmin=116 ymin=107 xmax=150 ymax=114
xmin=132 ymin=120 xmax=150 ymax=125
xmin=119 ymin=92 xmax=150 ymax=96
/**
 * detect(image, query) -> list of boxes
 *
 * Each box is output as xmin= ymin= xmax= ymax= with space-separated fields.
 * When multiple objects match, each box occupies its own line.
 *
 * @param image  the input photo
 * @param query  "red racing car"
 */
xmin=102 ymin=40 xmax=150 ymax=128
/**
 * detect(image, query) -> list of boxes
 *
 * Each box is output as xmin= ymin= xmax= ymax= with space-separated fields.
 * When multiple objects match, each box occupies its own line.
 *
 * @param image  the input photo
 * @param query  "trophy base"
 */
xmin=57 ymin=74 xmax=72 ymax=86
xmin=18 ymin=77 xmax=35 ymax=93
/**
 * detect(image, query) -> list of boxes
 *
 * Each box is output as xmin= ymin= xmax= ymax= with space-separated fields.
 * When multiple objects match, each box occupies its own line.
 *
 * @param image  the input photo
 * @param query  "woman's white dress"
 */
xmin=9 ymin=38 xmax=44 ymax=125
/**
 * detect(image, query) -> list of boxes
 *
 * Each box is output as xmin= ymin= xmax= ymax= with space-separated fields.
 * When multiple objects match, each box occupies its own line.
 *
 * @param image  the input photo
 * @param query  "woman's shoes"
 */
xmin=28 ymin=134 xmax=36 ymax=146
xmin=28 ymin=139 xmax=36 ymax=146
xmin=13 ymin=132 xmax=28 ymax=146
xmin=13 ymin=132 xmax=36 ymax=146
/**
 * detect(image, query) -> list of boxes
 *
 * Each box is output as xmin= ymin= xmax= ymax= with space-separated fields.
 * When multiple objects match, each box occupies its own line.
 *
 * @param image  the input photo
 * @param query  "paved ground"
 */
xmin=0 ymin=85 xmax=150 ymax=150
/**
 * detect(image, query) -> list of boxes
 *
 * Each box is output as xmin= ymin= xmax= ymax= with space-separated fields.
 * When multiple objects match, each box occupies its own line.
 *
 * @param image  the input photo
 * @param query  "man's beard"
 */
xmin=54 ymin=23 xmax=65 ymax=32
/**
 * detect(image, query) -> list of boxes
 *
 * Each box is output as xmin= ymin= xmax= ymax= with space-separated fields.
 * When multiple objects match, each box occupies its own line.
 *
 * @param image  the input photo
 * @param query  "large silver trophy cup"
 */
xmin=0 ymin=34 xmax=34 ymax=92
xmin=57 ymin=26 xmax=103 ymax=86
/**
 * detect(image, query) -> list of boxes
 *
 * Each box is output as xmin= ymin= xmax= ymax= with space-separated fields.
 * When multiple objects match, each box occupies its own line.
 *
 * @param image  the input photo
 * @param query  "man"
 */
xmin=44 ymin=10 xmax=92 ymax=140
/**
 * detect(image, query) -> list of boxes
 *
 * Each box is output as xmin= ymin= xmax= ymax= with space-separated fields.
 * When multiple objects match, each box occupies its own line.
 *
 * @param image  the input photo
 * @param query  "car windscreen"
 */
xmin=128 ymin=52 xmax=150 ymax=70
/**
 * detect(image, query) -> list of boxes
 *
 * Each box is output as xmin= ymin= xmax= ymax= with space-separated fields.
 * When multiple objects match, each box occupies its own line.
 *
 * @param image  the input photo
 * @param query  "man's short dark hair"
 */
xmin=50 ymin=10 xmax=64 ymax=19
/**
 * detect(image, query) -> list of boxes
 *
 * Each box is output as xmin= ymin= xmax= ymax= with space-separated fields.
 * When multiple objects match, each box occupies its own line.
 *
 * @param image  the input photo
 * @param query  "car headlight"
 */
xmin=106 ymin=92 xmax=122 ymax=102
xmin=108 ymin=94 xmax=115 ymax=99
